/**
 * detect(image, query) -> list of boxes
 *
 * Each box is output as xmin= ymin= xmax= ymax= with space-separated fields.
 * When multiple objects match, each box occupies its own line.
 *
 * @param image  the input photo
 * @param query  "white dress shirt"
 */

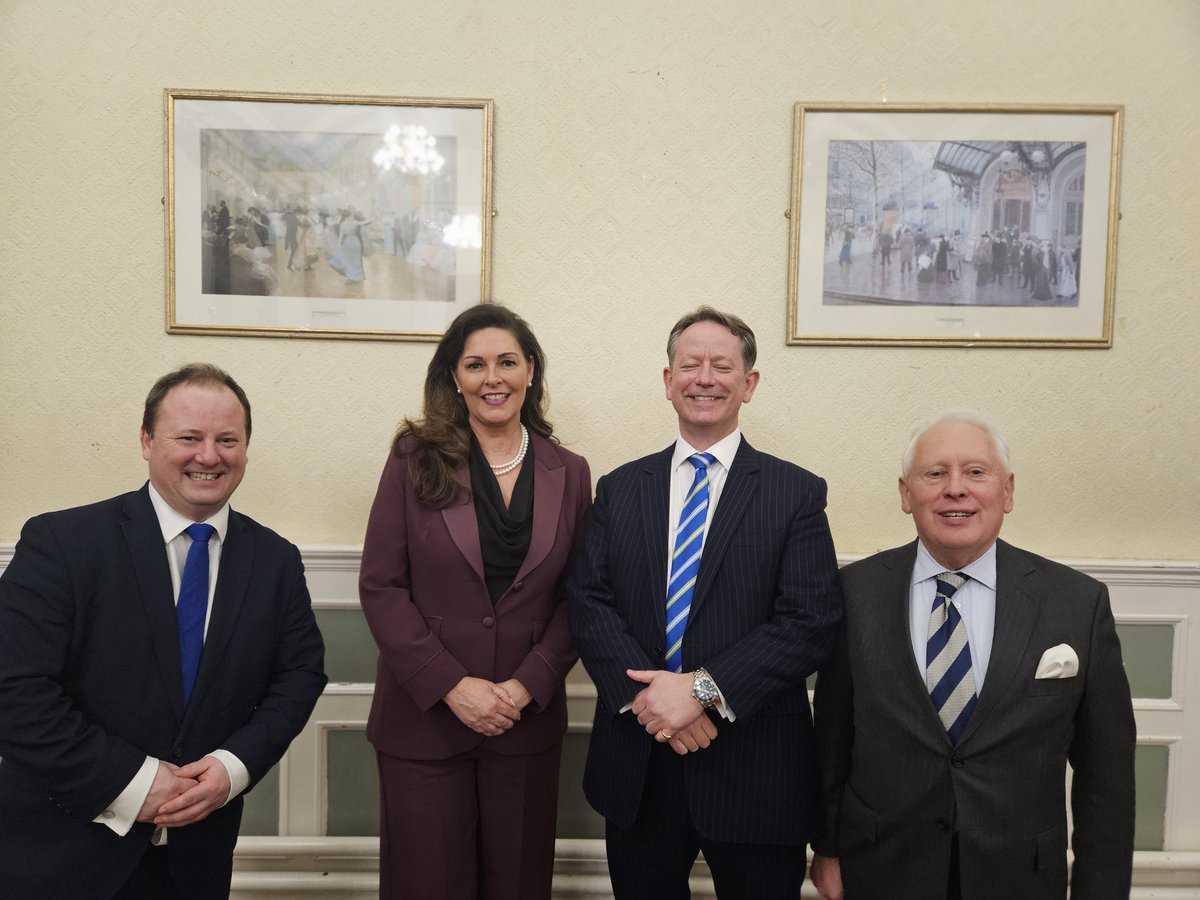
xmin=907 ymin=540 xmax=998 ymax=690
xmin=93 ymin=484 xmax=249 ymax=837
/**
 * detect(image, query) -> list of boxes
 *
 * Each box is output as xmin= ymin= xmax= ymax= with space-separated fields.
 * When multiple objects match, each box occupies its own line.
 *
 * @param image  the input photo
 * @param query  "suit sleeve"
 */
xmin=811 ymin=619 xmax=854 ymax=857
xmin=0 ymin=515 xmax=147 ymax=818
xmin=567 ymin=473 xmax=659 ymax=714
xmin=509 ymin=455 xmax=591 ymax=711
xmin=358 ymin=450 xmax=471 ymax=712
xmin=1067 ymin=583 xmax=1136 ymax=899
xmin=218 ymin=539 xmax=326 ymax=782
xmin=702 ymin=475 xmax=843 ymax=720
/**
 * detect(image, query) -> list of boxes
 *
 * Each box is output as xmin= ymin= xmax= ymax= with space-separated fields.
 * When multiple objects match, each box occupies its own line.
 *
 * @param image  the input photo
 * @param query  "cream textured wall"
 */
xmin=1 ymin=0 xmax=1197 ymax=560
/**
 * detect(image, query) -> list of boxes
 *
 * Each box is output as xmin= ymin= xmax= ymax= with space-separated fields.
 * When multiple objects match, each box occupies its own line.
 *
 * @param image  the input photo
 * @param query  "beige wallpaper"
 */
xmin=2 ymin=0 xmax=1197 ymax=560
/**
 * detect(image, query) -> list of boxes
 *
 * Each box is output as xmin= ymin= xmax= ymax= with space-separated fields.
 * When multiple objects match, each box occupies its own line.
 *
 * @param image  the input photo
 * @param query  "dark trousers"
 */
xmin=605 ymin=742 xmax=804 ymax=899
xmin=376 ymin=742 xmax=562 ymax=900
xmin=110 ymin=845 xmax=187 ymax=900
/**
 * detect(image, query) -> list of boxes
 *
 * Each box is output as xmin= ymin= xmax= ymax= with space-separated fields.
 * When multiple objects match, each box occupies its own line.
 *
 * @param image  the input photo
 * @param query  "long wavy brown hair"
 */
xmin=393 ymin=304 xmax=557 ymax=509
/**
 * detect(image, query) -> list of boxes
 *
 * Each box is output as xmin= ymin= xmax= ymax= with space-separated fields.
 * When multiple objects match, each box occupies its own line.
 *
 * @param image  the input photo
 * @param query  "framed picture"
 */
xmin=786 ymin=103 xmax=1123 ymax=347
xmin=165 ymin=89 xmax=494 ymax=341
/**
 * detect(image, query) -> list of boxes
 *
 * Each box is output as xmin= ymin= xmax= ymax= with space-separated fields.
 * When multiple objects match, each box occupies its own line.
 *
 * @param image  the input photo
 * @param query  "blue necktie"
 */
xmin=178 ymin=523 xmax=215 ymax=705
xmin=926 ymin=571 xmax=975 ymax=742
xmin=665 ymin=453 xmax=716 ymax=674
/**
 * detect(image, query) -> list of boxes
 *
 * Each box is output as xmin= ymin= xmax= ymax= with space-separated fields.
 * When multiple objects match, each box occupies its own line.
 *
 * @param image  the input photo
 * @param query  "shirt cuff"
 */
xmin=208 ymin=749 xmax=250 ymax=805
xmin=94 ymin=755 xmax=158 ymax=836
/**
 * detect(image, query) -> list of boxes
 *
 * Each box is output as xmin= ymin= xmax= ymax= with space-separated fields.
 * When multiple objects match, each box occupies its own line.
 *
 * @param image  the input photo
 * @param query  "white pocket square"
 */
xmin=1035 ymin=643 xmax=1079 ymax=679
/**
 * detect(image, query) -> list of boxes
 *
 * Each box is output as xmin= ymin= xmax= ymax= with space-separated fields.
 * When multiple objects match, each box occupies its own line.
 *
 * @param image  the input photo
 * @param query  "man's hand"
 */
xmin=666 ymin=714 xmax=718 ymax=755
xmin=810 ymin=853 xmax=844 ymax=900
xmin=152 ymin=756 xmax=231 ymax=828
xmin=135 ymin=761 xmax=198 ymax=823
xmin=627 ymin=669 xmax=703 ymax=736
xmin=444 ymin=676 xmax=521 ymax=736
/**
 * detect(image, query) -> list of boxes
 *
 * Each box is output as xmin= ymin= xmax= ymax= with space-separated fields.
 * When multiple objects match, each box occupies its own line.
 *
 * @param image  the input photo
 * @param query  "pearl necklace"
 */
xmin=488 ymin=425 xmax=529 ymax=476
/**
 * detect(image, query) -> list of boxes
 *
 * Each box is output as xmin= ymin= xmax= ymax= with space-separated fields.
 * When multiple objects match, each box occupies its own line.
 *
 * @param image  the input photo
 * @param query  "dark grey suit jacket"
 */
xmin=568 ymin=439 xmax=842 ymax=845
xmin=0 ymin=486 xmax=327 ymax=900
xmin=813 ymin=539 xmax=1135 ymax=900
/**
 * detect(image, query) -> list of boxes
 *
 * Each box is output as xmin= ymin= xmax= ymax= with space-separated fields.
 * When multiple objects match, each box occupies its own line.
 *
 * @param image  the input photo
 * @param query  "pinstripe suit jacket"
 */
xmin=812 ymin=540 xmax=1135 ymax=900
xmin=567 ymin=439 xmax=842 ymax=844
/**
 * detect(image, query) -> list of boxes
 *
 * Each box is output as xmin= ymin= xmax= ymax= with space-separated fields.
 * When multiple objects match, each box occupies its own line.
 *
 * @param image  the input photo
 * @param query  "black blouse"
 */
xmin=468 ymin=434 xmax=534 ymax=604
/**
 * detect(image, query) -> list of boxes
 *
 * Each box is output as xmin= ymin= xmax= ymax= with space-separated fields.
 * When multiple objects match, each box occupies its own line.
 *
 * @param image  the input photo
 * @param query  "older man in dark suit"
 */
xmin=568 ymin=307 xmax=842 ymax=898
xmin=0 ymin=363 xmax=326 ymax=900
xmin=811 ymin=411 xmax=1135 ymax=900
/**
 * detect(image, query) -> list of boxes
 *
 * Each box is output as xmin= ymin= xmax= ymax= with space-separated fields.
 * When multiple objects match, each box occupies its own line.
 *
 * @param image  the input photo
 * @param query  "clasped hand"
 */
xmin=444 ymin=675 xmax=530 ymax=736
xmin=137 ymin=757 xmax=231 ymax=828
xmin=626 ymin=669 xmax=718 ymax=755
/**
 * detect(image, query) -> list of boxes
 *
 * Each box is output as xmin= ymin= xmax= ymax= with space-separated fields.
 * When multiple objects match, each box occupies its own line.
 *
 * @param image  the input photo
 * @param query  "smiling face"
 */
xmin=454 ymin=326 xmax=533 ymax=435
xmin=140 ymin=382 xmax=249 ymax=521
xmin=899 ymin=421 xmax=1014 ymax=570
xmin=663 ymin=320 xmax=759 ymax=449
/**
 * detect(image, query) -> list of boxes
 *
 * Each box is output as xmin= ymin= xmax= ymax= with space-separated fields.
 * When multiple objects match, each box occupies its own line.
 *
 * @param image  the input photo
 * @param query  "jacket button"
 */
xmin=482 ymin=616 xmax=494 ymax=628
xmin=171 ymin=746 xmax=184 ymax=759
xmin=936 ymin=817 xmax=951 ymax=832
xmin=951 ymin=757 xmax=965 ymax=769
xmin=653 ymin=646 xmax=664 ymax=658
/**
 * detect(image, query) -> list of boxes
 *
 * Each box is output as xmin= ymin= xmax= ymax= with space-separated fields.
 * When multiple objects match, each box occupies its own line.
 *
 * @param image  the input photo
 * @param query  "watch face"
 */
xmin=693 ymin=673 xmax=718 ymax=706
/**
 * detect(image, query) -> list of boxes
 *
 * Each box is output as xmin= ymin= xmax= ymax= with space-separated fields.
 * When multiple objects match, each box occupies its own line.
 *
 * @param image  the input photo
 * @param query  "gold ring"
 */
xmin=659 ymin=730 xmax=672 ymax=742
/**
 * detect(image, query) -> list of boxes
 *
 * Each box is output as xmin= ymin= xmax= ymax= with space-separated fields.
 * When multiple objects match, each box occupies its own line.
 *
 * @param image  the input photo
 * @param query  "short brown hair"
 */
xmin=142 ymin=363 xmax=252 ymax=442
xmin=666 ymin=306 xmax=757 ymax=371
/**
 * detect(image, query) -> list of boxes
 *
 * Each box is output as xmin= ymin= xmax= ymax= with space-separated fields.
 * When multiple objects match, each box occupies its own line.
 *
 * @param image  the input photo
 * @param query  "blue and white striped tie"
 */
xmin=664 ymin=453 xmax=716 ymax=673
xmin=926 ymin=571 xmax=975 ymax=742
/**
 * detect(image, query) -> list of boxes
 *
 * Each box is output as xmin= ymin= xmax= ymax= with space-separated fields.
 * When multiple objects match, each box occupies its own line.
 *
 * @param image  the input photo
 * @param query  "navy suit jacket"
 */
xmin=567 ymin=439 xmax=842 ymax=845
xmin=813 ymin=540 xmax=1135 ymax=900
xmin=0 ymin=486 xmax=327 ymax=900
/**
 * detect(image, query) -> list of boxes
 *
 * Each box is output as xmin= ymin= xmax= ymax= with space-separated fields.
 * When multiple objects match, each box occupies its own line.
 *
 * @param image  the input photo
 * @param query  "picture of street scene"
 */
xmin=823 ymin=140 xmax=1086 ymax=308
xmin=199 ymin=127 xmax=475 ymax=302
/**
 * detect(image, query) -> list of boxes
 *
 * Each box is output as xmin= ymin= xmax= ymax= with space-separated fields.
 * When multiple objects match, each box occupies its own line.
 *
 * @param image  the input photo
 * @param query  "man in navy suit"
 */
xmin=568 ymin=307 xmax=842 ymax=898
xmin=0 ymin=363 xmax=326 ymax=900
xmin=810 ymin=411 xmax=1135 ymax=900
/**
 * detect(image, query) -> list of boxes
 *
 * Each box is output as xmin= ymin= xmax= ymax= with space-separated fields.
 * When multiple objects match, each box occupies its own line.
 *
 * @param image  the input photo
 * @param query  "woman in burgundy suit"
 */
xmin=360 ymin=304 xmax=591 ymax=900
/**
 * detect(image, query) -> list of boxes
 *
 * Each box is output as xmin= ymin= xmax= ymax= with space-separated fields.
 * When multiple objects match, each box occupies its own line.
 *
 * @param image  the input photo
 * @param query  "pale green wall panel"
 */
xmin=239 ymin=763 xmax=281 ymax=836
xmin=316 ymin=608 xmax=379 ymax=684
xmin=327 ymin=729 xmax=380 ymax=836
xmin=1117 ymin=623 xmax=1174 ymax=700
xmin=1134 ymin=743 xmax=1168 ymax=851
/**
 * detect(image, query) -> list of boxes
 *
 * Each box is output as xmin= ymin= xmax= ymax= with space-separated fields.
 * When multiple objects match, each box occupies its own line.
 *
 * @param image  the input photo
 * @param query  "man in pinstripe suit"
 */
xmin=568 ymin=307 xmax=843 ymax=899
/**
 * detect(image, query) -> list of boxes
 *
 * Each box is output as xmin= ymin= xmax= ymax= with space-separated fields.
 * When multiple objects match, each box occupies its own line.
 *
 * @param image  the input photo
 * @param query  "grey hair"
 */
xmin=665 ymin=306 xmax=757 ymax=371
xmin=901 ymin=409 xmax=1011 ymax=476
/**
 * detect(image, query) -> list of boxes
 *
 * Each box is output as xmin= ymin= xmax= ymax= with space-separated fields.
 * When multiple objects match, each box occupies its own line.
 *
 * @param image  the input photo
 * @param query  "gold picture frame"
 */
xmin=165 ymin=89 xmax=494 ymax=341
xmin=786 ymin=102 xmax=1123 ymax=348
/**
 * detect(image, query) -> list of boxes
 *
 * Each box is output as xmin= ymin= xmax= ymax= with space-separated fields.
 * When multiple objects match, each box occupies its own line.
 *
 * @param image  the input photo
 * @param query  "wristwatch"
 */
xmin=691 ymin=668 xmax=720 ymax=709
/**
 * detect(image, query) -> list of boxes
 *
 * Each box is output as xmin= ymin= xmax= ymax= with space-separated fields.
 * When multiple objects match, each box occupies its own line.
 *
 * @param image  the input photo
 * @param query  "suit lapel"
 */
xmin=959 ymin=540 xmax=1040 ymax=742
xmin=641 ymin=448 xmax=672 ymax=635
xmin=879 ymin=543 xmax=930 ymax=694
xmin=507 ymin=436 xmax=565 ymax=602
xmin=441 ymin=465 xmax=486 ymax=585
xmin=187 ymin=511 xmax=253 ymax=715
xmin=120 ymin=488 xmax=186 ymax=725
xmin=690 ymin=439 xmax=761 ymax=619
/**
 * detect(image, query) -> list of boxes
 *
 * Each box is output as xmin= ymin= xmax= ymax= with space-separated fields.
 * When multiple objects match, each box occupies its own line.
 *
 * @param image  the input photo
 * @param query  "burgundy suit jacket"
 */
xmin=360 ymin=432 xmax=591 ymax=760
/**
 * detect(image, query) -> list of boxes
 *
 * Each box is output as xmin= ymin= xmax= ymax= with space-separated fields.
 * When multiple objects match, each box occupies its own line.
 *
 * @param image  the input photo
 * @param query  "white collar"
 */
xmin=672 ymin=430 xmax=742 ymax=473
xmin=146 ymin=482 xmax=230 ymax=544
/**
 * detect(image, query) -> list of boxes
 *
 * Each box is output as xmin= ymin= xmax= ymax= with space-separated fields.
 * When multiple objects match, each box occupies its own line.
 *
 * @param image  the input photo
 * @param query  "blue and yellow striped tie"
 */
xmin=665 ymin=453 xmax=716 ymax=673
